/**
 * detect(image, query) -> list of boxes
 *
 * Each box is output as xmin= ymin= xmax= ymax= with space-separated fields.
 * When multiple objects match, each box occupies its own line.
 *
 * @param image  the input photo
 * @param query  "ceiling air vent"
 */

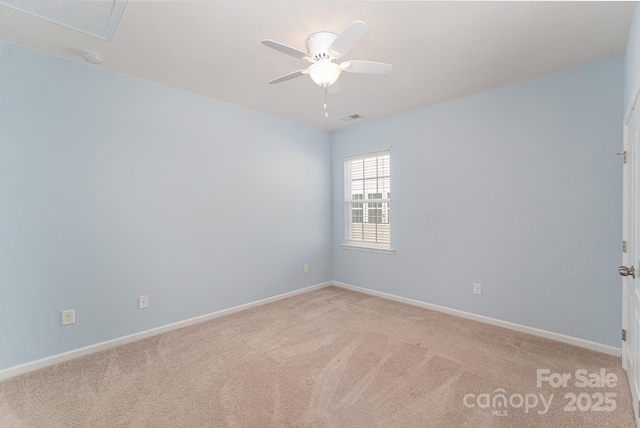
xmin=340 ymin=114 xmax=363 ymax=122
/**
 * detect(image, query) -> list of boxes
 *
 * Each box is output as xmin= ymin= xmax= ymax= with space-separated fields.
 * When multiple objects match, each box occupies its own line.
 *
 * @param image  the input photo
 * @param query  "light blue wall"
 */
xmin=331 ymin=55 xmax=624 ymax=347
xmin=0 ymin=36 xmax=628 ymax=370
xmin=0 ymin=41 xmax=332 ymax=370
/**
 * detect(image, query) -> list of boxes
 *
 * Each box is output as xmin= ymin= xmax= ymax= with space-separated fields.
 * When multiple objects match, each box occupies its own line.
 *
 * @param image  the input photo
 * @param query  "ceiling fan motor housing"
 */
xmin=306 ymin=32 xmax=338 ymax=61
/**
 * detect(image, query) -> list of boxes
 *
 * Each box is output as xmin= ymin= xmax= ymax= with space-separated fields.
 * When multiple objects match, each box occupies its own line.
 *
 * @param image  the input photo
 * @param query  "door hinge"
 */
xmin=623 ymin=241 xmax=628 ymax=253
xmin=623 ymin=329 xmax=627 ymax=341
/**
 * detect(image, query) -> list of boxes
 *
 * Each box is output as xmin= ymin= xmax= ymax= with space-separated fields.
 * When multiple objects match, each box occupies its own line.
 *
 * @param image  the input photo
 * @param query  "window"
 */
xmin=344 ymin=151 xmax=391 ymax=252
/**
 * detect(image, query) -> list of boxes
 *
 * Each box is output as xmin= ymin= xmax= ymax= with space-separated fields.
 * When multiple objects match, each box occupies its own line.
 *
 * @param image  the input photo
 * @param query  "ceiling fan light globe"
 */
xmin=308 ymin=61 xmax=342 ymax=87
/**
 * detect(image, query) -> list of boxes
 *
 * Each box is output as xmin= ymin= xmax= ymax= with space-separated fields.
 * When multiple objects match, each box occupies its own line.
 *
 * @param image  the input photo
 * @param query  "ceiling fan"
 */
xmin=261 ymin=21 xmax=392 ymax=94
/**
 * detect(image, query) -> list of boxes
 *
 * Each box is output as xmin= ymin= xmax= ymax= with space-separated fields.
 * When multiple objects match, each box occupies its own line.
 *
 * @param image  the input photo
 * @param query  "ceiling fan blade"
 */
xmin=327 ymin=80 xmax=341 ymax=95
xmin=341 ymin=60 xmax=392 ymax=74
xmin=262 ymin=39 xmax=311 ymax=61
xmin=268 ymin=70 xmax=308 ymax=84
xmin=329 ymin=21 xmax=367 ymax=58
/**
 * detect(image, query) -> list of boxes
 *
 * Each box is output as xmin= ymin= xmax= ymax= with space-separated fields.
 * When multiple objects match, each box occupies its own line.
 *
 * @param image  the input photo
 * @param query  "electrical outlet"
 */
xmin=303 ymin=264 xmax=309 ymax=273
xmin=61 ymin=309 xmax=75 ymax=326
xmin=138 ymin=295 xmax=148 ymax=309
xmin=473 ymin=283 xmax=482 ymax=295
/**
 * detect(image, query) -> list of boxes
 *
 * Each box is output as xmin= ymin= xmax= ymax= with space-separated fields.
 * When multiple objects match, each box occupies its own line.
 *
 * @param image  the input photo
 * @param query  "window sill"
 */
xmin=340 ymin=244 xmax=395 ymax=254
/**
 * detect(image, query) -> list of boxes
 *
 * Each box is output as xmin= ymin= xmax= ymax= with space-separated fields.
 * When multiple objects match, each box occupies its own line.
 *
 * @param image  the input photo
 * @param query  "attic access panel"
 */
xmin=0 ymin=0 xmax=128 ymax=41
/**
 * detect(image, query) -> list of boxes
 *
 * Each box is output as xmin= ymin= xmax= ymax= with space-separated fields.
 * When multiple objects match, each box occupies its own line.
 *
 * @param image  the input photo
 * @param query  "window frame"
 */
xmin=342 ymin=151 xmax=395 ymax=254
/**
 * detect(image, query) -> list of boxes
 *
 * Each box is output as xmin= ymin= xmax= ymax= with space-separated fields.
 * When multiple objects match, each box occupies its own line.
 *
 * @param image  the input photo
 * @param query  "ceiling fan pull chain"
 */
xmin=324 ymin=86 xmax=329 ymax=118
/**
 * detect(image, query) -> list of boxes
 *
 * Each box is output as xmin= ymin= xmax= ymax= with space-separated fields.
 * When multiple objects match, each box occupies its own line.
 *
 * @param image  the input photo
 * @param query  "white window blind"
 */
xmin=344 ymin=151 xmax=390 ymax=248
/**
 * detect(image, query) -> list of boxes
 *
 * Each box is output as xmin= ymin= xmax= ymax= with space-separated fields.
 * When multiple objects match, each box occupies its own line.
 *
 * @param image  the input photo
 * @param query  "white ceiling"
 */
xmin=0 ymin=1 xmax=635 ymax=130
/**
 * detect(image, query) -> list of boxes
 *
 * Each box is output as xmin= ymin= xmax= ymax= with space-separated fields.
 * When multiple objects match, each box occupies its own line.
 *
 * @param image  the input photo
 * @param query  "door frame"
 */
xmin=622 ymin=86 xmax=640 ymax=426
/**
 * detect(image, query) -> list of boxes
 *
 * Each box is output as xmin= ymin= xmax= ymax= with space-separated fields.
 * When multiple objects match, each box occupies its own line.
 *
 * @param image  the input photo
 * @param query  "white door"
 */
xmin=622 ymin=100 xmax=640 ymax=426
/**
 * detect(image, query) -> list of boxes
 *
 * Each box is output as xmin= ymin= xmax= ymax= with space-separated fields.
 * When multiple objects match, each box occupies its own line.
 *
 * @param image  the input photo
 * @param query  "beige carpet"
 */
xmin=0 ymin=286 xmax=635 ymax=427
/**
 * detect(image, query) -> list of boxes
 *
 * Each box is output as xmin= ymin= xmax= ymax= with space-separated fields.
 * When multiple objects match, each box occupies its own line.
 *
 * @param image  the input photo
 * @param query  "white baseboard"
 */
xmin=331 ymin=281 xmax=621 ymax=357
xmin=1 ymin=280 xmax=620 ymax=381
xmin=0 ymin=282 xmax=331 ymax=381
